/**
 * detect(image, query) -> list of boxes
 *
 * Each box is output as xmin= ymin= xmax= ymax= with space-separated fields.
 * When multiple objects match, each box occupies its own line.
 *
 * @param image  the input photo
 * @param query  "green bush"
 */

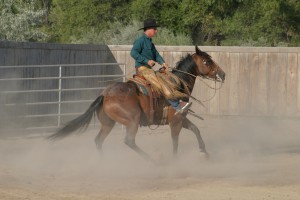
xmin=71 ymin=20 xmax=192 ymax=45
xmin=0 ymin=0 xmax=48 ymax=42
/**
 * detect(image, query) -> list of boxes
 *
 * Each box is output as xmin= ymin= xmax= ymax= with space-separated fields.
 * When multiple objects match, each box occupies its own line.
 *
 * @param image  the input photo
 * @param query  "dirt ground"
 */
xmin=0 ymin=116 xmax=300 ymax=200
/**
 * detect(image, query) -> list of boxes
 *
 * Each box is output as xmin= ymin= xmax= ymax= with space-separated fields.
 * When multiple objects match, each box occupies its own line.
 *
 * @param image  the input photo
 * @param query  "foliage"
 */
xmin=221 ymin=0 xmax=300 ymax=46
xmin=130 ymin=0 xmax=242 ymax=45
xmin=70 ymin=20 xmax=141 ymax=44
xmin=130 ymin=0 xmax=300 ymax=46
xmin=153 ymin=29 xmax=193 ymax=45
xmin=49 ymin=0 xmax=132 ymax=42
xmin=0 ymin=0 xmax=49 ymax=41
xmin=1 ymin=0 xmax=300 ymax=46
xmin=71 ymin=20 xmax=192 ymax=45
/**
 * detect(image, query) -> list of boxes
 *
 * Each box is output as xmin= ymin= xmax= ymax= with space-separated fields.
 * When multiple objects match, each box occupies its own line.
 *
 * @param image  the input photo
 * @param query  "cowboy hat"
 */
xmin=138 ymin=19 xmax=160 ymax=30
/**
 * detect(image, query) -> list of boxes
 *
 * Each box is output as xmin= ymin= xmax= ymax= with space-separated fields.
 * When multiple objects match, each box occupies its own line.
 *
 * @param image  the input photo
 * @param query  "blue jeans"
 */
xmin=168 ymin=99 xmax=181 ymax=111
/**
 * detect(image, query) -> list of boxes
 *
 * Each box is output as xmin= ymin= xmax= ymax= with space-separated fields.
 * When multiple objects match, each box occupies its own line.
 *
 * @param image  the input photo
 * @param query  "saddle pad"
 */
xmin=128 ymin=76 xmax=150 ymax=96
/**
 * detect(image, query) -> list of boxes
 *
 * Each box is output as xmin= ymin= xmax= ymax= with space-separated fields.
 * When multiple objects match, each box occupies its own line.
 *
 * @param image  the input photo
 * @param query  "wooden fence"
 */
xmin=1 ymin=41 xmax=299 ymax=117
xmin=109 ymin=45 xmax=300 ymax=117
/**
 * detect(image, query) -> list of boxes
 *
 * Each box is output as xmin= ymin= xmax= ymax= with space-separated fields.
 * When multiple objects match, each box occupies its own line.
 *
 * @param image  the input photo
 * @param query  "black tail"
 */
xmin=47 ymin=95 xmax=104 ymax=140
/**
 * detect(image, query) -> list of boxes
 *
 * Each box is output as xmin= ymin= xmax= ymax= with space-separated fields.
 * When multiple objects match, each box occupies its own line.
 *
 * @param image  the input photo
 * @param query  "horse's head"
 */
xmin=192 ymin=46 xmax=225 ymax=82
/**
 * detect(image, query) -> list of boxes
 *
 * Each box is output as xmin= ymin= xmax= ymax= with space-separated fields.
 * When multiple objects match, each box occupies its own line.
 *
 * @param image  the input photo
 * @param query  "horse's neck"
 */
xmin=178 ymin=69 xmax=197 ymax=94
xmin=187 ymin=76 xmax=196 ymax=94
xmin=173 ymin=55 xmax=198 ymax=94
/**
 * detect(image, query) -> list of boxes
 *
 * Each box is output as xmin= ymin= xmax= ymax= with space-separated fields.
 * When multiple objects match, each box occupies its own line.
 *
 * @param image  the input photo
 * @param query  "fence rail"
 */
xmin=0 ymin=63 xmax=126 ymax=134
xmin=109 ymin=45 xmax=300 ymax=117
xmin=1 ymin=42 xmax=300 ymax=134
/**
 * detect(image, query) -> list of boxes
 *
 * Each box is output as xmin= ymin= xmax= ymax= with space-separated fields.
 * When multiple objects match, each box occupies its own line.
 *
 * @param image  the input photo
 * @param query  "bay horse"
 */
xmin=47 ymin=46 xmax=225 ymax=160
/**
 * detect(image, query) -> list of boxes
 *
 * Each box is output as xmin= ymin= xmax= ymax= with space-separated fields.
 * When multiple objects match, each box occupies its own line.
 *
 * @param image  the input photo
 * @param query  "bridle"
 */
xmin=172 ymin=53 xmax=223 ymax=84
xmin=191 ymin=53 xmax=222 ymax=82
xmin=171 ymin=53 xmax=223 ymax=103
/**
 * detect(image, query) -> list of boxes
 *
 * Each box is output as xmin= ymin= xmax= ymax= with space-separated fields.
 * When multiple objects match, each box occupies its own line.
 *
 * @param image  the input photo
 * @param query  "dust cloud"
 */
xmin=0 ymin=115 xmax=300 ymax=198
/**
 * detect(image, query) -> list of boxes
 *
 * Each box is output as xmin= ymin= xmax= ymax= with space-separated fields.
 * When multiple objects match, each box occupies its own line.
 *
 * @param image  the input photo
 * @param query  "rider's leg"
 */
xmin=168 ymin=99 xmax=181 ymax=111
xmin=137 ymin=67 xmax=192 ymax=114
xmin=168 ymin=99 xmax=192 ymax=115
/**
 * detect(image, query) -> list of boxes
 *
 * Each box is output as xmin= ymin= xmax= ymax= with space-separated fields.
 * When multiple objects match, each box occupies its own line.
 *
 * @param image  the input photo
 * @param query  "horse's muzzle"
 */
xmin=217 ymin=71 xmax=226 ymax=82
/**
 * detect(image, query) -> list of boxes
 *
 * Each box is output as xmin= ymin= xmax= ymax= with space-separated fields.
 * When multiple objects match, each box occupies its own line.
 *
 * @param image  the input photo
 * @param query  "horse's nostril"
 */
xmin=222 ymin=74 xmax=226 ymax=82
xmin=218 ymin=72 xmax=225 ymax=82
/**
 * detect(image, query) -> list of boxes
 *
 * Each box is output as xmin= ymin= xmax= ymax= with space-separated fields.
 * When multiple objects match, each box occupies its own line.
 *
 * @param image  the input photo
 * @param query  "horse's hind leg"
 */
xmin=95 ymin=110 xmax=116 ymax=152
xmin=95 ymin=123 xmax=115 ymax=152
xmin=182 ymin=118 xmax=208 ymax=155
xmin=124 ymin=122 xmax=152 ymax=161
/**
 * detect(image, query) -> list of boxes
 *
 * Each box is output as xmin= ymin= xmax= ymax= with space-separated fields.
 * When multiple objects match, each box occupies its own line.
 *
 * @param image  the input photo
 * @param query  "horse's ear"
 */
xmin=195 ymin=46 xmax=202 ymax=54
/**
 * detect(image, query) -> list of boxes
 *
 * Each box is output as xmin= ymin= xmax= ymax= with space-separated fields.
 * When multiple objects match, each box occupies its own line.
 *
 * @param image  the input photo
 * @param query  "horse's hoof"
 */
xmin=200 ymin=151 xmax=210 ymax=160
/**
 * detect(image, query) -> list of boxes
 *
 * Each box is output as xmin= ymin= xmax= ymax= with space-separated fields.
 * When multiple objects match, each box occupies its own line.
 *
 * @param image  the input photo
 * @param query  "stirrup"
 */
xmin=175 ymin=102 xmax=192 ymax=115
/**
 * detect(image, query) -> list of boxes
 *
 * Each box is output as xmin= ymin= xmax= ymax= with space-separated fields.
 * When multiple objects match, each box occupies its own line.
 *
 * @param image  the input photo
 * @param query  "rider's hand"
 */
xmin=162 ymin=63 xmax=168 ymax=70
xmin=148 ymin=60 xmax=156 ymax=67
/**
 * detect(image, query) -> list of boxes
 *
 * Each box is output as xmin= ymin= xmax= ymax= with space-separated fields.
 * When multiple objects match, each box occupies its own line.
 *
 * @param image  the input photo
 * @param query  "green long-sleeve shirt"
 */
xmin=130 ymin=34 xmax=165 ymax=68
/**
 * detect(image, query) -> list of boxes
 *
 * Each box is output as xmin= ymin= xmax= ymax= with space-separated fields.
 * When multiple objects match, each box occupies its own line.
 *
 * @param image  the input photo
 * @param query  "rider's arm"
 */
xmin=153 ymin=45 xmax=165 ymax=65
xmin=130 ymin=39 xmax=149 ymax=66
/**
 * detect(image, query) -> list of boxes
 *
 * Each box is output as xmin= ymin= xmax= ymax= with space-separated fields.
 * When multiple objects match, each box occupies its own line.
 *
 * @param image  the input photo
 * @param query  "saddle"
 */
xmin=128 ymin=74 xmax=169 ymax=126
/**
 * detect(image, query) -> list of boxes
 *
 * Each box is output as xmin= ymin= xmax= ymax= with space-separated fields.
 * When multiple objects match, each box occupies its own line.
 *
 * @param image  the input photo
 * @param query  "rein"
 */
xmin=171 ymin=67 xmax=223 ymax=103
xmin=98 ymin=67 xmax=222 ymax=105
xmin=171 ymin=67 xmax=223 ymax=89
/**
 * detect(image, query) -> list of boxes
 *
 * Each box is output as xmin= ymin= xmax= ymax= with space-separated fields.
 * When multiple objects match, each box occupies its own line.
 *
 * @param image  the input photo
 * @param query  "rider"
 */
xmin=130 ymin=18 xmax=192 ymax=115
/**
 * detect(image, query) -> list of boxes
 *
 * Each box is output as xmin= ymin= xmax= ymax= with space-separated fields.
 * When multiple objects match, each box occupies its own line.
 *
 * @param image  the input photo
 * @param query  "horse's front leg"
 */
xmin=182 ymin=118 xmax=209 ymax=156
xmin=169 ymin=117 xmax=183 ymax=157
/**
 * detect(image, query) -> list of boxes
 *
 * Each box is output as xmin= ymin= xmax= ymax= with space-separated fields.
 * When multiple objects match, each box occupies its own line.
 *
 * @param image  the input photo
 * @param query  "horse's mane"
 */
xmin=172 ymin=54 xmax=197 ymax=86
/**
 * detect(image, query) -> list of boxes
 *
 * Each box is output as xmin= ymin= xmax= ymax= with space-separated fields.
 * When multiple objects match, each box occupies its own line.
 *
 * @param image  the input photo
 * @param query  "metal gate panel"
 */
xmin=0 ymin=63 xmax=125 ymax=136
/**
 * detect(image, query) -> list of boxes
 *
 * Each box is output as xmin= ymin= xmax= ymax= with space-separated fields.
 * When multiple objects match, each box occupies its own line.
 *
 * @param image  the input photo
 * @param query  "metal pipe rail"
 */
xmin=0 ymin=63 xmax=126 ymax=133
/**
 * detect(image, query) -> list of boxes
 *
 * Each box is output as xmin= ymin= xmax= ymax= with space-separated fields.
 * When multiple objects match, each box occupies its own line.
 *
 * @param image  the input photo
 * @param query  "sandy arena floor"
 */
xmin=0 ymin=116 xmax=300 ymax=200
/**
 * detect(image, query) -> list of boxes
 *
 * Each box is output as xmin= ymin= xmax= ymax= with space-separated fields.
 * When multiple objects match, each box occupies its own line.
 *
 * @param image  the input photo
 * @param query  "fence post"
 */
xmin=57 ymin=65 xmax=62 ymax=127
